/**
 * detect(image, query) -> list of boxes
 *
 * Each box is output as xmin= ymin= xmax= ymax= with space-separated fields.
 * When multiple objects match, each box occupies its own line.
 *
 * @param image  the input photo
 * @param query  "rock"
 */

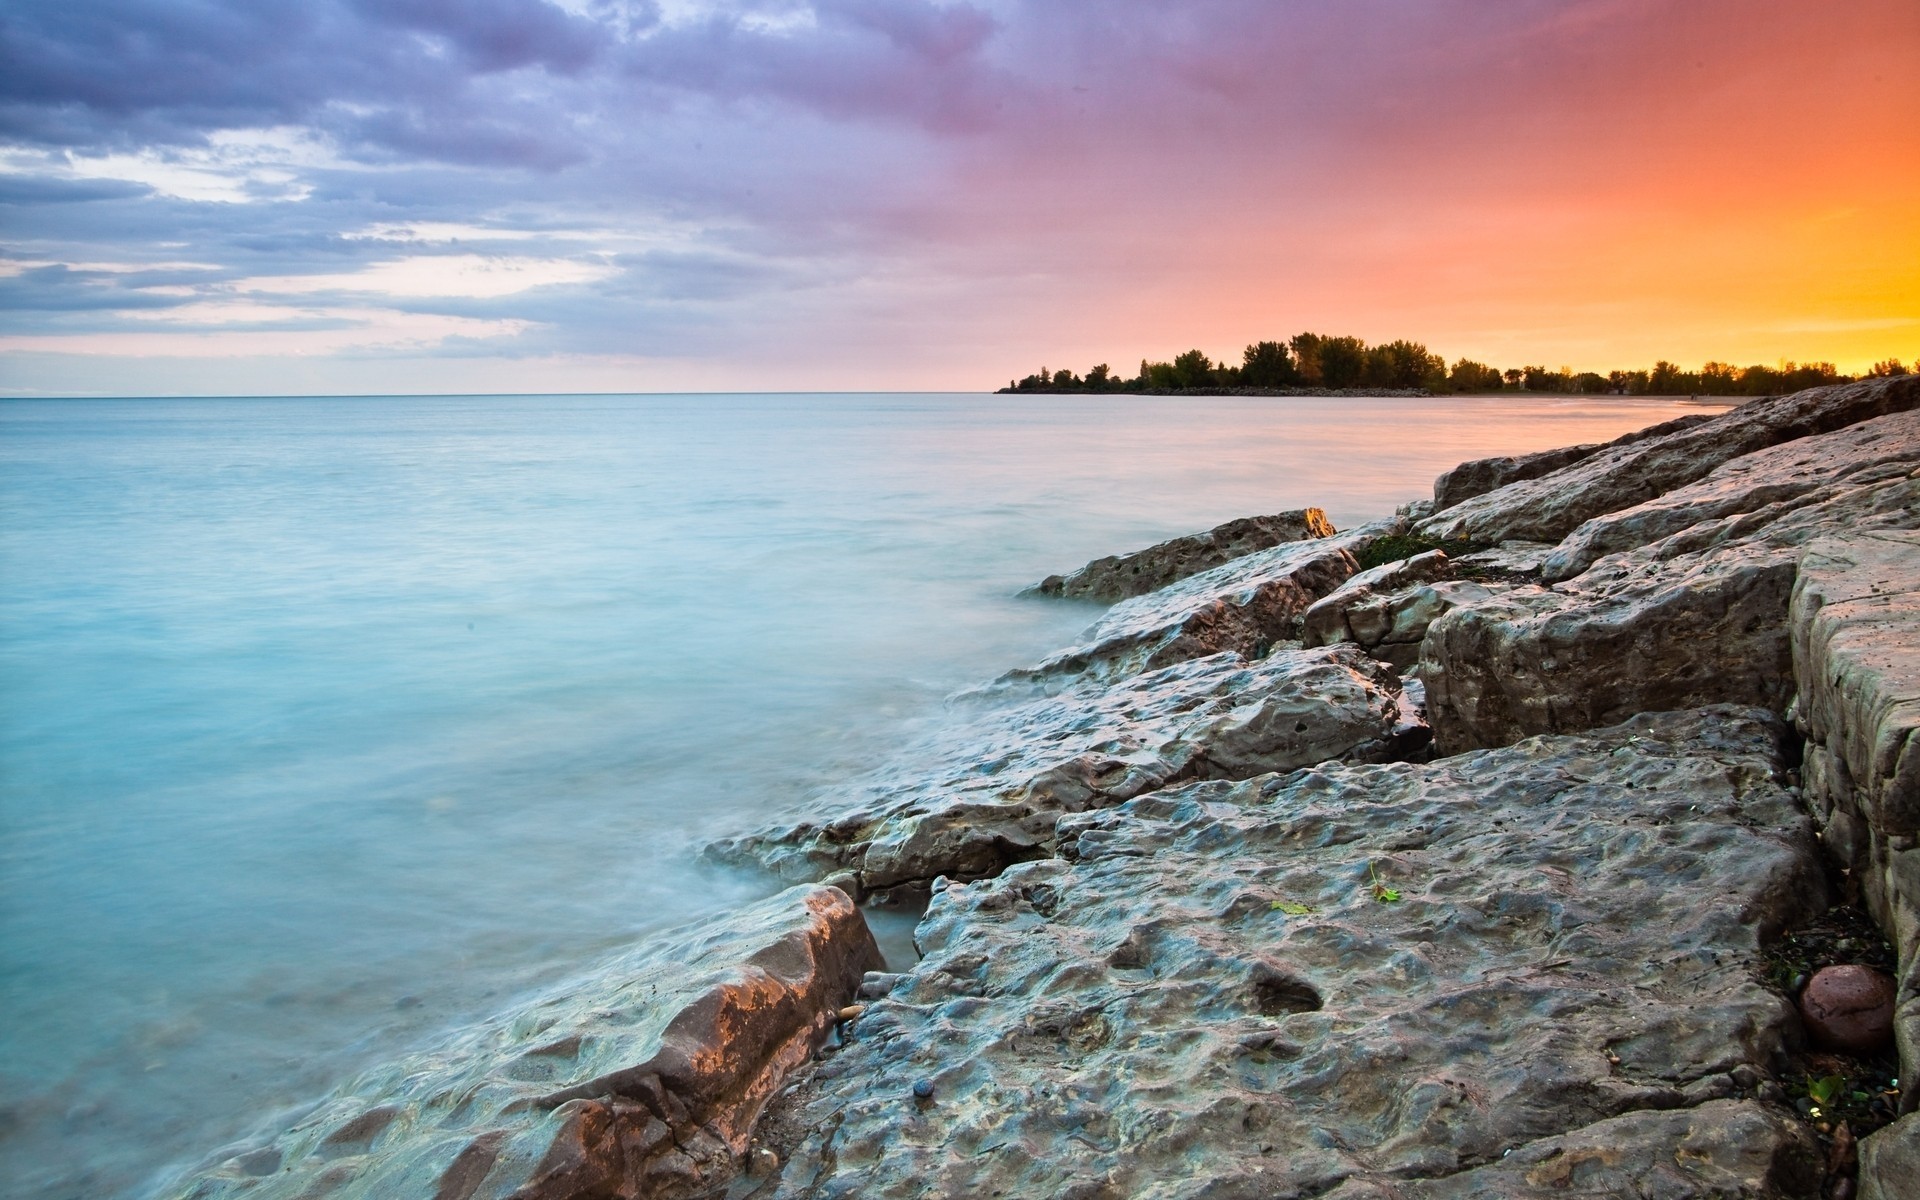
xmin=706 ymin=644 xmax=1427 ymax=897
xmin=172 ymin=886 xmax=881 ymax=1200
xmin=1027 ymin=509 xmax=1337 ymax=603
xmin=1789 ymin=528 xmax=1920 ymax=1106
xmin=1452 ymin=540 xmax=1555 ymax=578
xmin=1321 ymin=1101 xmax=1820 ymax=1199
xmin=997 ymin=520 xmax=1402 ymax=694
xmin=1420 ymin=421 xmax=1920 ymax=753
xmin=1300 ymin=549 xmax=1455 ymax=647
xmin=1540 ymin=408 xmax=1920 ymax=583
xmin=1418 ymin=376 xmax=1920 ymax=546
xmin=1800 ymin=965 xmax=1896 ymax=1054
xmin=1859 ymin=1114 xmax=1920 ymax=1200
xmin=1429 ymin=412 xmax=1718 ymax=512
xmin=752 ymin=707 xmax=1826 ymax=1200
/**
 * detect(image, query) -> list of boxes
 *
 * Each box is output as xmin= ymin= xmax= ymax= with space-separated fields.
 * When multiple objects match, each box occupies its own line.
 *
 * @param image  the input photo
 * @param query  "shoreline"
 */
xmin=176 ymin=377 xmax=1918 ymax=1199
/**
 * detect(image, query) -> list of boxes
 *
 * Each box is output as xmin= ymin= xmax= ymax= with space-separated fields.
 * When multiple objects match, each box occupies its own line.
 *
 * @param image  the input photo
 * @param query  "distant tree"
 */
xmin=1448 ymin=358 xmax=1502 ymax=392
xmin=1085 ymin=363 xmax=1114 ymax=390
xmin=1648 ymin=360 xmax=1688 ymax=394
xmin=1311 ymin=335 xmax=1368 ymax=388
xmin=1520 ymin=365 xmax=1553 ymax=392
xmin=1364 ymin=340 xmax=1445 ymax=390
xmin=1503 ymin=368 xmax=1524 ymax=388
xmin=1572 ymin=371 xmax=1609 ymax=394
xmin=1141 ymin=358 xmax=1180 ymax=389
xmin=1869 ymin=358 xmax=1910 ymax=377
xmin=1171 ymin=348 xmax=1215 ymax=390
xmin=1241 ymin=341 xmax=1298 ymax=387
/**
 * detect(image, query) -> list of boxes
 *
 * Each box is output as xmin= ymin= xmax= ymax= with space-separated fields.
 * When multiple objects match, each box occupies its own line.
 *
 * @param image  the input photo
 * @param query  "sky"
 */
xmin=1 ymin=0 xmax=1916 ymax=395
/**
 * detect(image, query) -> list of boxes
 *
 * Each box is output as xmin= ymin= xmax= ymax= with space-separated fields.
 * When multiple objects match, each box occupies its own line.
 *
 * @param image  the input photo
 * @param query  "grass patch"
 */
xmin=1354 ymin=532 xmax=1486 ymax=571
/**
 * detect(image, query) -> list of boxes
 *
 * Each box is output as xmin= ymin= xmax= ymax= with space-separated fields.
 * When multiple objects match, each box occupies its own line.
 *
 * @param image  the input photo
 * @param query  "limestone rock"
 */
xmin=1429 ymin=412 xmax=1717 ymax=512
xmin=1541 ymin=409 xmax=1920 ymax=583
xmin=1300 ymin=549 xmax=1455 ymax=647
xmin=998 ymin=521 xmax=1402 ymax=694
xmin=754 ymin=707 xmax=1825 ymax=1200
xmin=1421 ymin=453 xmax=1920 ymax=754
xmin=1860 ymin=1114 xmax=1920 ymax=1200
xmin=705 ymin=644 xmax=1426 ymax=898
xmin=172 ymin=886 xmax=881 ymax=1200
xmin=1028 ymin=509 xmax=1337 ymax=603
xmin=1789 ymin=529 xmax=1920 ymax=1109
xmin=1417 ymin=376 xmax=1920 ymax=547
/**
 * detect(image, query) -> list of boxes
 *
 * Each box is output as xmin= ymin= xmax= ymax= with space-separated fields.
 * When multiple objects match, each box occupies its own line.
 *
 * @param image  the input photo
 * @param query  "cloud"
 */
xmin=1 ymin=0 xmax=1916 ymax=391
xmin=235 ymin=254 xmax=618 ymax=299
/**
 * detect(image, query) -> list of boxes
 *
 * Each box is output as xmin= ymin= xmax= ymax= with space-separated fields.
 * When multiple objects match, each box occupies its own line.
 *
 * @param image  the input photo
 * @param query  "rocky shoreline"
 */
xmin=179 ymin=377 xmax=1917 ymax=1200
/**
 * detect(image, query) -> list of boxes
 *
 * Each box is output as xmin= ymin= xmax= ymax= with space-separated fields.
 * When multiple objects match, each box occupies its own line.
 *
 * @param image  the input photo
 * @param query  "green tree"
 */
xmin=1297 ymin=335 xmax=1366 ymax=388
xmin=1449 ymin=359 xmax=1503 ymax=392
xmin=1241 ymin=341 xmax=1298 ymax=387
xmin=1365 ymin=340 xmax=1444 ymax=390
xmin=1171 ymin=348 xmax=1215 ymax=389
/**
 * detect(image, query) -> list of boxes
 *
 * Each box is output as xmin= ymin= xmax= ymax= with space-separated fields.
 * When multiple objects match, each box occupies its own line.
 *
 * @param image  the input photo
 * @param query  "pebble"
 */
xmin=912 ymin=1078 xmax=936 ymax=1101
xmin=747 ymin=1146 xmax=779 ymax=1176
xmin=838 ymin=1004 xmax=865 ymax=1022
xmin=1800 ymin=965 xmax=1896 ymax=1054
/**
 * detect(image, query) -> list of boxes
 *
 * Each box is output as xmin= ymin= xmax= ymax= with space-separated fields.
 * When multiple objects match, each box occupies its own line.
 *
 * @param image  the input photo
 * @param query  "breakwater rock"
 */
xmin=751 ymin=708 xmax=1825 ymax=1199
xmin=172 ymin=886 xmax=879 ymax=1200
xmin=705 ymin=644 xmax=1428 ymax=901
xmin=1027 ymin=509 xmax=1336 ymax=603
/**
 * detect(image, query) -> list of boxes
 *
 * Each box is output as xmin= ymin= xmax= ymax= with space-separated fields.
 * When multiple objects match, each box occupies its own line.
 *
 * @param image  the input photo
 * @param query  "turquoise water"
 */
xmin=0 ymin=391 xmax=1713 ymax=1196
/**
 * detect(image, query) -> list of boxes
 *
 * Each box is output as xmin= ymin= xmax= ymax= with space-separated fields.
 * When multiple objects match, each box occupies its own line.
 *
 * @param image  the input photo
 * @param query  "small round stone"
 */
xmin=1800 ymin=964 xmax=1895 ymax=1054
xmin=911 ymin=1078 xmax=935 ymax=1101
xmin=746 ymin=1146 xmax=779 ymax=1176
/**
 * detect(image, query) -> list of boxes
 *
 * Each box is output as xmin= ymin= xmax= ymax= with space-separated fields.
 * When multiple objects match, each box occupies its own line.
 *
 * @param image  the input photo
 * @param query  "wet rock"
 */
xmin=707 ymin=644 xmax=1426 ymax=896
xmin=172 ymin=886 xmax=881 ymax=1200
xmin=754 ymin=707 xmax=1825 ymax=1200
xmin=1801 ymin=965 xmax=1896 ymax=1054
xmin=1027 ymin=509 xmax=1336 ymax=603
xmin=1418 ymin=376 xmax=1920 ymax=547
xmin=998 ymin=521 xmax=1402 ymax=694
xmin=1421 ymin=421 xmax=1920 ymax=753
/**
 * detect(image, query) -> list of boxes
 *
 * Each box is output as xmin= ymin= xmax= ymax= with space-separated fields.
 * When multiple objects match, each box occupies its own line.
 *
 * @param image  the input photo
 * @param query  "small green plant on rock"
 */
xmin=1368 ymin=862 xmax=1401 ymax=903
xmin=1353 ymin=533 xmax=1485 ymax=572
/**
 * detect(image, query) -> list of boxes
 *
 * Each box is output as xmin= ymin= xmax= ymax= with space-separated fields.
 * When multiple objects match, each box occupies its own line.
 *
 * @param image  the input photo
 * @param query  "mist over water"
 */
xmin=0 ymin=391 xmax=1712 ymax=1196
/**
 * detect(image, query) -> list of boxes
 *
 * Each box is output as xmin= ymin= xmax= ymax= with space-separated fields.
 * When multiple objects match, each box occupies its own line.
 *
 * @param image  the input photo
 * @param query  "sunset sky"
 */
xmin=2 ymin=0 xmax=1916 ymax=395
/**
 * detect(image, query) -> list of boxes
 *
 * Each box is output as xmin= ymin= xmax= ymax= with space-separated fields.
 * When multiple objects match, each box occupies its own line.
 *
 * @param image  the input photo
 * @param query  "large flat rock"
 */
xmin=705 ymin=644 xmax=1426 ymax=899
xmin=1028 ymin=509 xmax=1337 ymax=603
xmin=174 ymin=886 xmax=881 ymax=1200
xmin=1540 ymin=409 xmax=1920 ymax=583
xmin=1430 ymin=411 xmax=1715 ymax=512
xmin=1420 ymin=418 xmax=1920 ymax=752
xmin=751 ymin=707 xmax=1826 ymax=1200
xmin=1417 ymin=376 xmax=1919 ymax=547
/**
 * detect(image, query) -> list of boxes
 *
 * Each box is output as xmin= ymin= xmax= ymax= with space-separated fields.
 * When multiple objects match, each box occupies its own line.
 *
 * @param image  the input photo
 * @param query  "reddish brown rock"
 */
xmin=1801 ymin=965 xmax=1897 ymax=1054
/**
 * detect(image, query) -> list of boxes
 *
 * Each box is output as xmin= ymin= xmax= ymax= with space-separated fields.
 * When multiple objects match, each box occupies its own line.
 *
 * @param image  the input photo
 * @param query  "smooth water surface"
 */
xmin=0 ymin=391 xmax=1716 ymax=1196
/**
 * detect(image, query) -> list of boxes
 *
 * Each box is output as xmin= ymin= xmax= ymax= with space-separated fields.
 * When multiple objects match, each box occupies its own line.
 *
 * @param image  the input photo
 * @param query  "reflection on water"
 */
xmin=0 ymin=391 xmax=1718 ymax=1196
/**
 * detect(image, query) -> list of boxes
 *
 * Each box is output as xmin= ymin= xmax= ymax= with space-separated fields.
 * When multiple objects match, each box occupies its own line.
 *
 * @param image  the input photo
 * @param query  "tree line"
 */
xmin=999 ymin=333 xmax=1913 ymax=396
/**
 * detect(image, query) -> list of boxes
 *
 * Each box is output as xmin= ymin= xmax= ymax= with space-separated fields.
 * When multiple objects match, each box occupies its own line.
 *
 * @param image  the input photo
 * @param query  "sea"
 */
xmin=0 ymin=391 xmax=1719 ymax=1197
